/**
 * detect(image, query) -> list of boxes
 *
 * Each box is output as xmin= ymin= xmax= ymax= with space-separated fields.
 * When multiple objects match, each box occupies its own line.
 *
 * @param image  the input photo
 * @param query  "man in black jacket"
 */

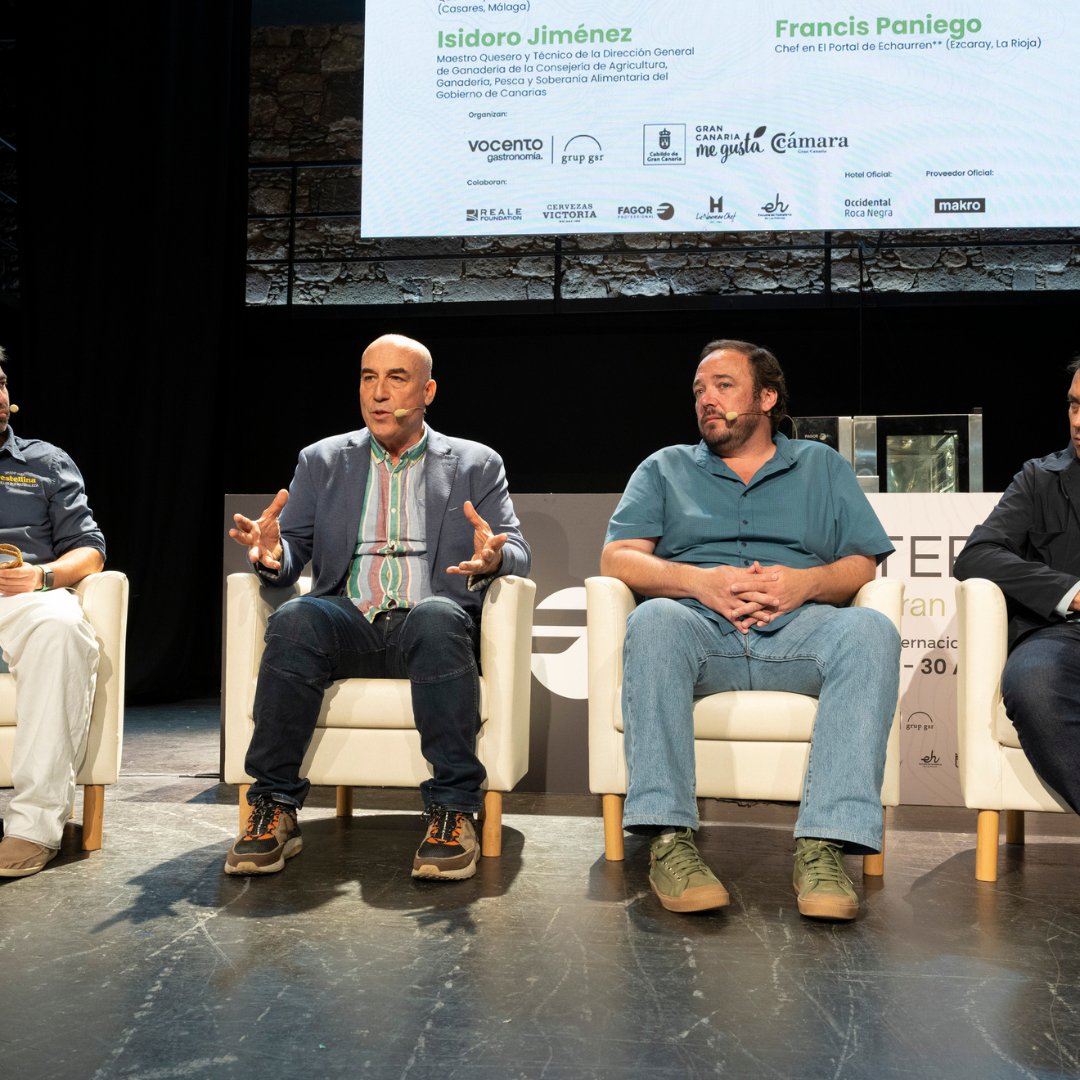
xmin=954 ymin=358 xmax=1080 ymax=813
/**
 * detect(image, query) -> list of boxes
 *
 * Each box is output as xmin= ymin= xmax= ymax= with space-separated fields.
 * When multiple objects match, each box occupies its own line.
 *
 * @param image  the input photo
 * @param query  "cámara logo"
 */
xmin=770 ymin=130 xmax=850 ymax=154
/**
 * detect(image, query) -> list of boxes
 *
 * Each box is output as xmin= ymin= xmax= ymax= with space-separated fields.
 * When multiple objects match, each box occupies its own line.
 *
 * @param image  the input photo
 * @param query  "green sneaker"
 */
xmin=793 ymin=838 xmax=858 ymax=920
xmin=649 ymin=828 xmax=730 ymax=913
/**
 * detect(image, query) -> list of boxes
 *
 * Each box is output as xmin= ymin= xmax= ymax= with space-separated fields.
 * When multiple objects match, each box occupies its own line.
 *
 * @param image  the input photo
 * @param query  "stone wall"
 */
xmin=247 ymin=23 xmax=1080 ymax=306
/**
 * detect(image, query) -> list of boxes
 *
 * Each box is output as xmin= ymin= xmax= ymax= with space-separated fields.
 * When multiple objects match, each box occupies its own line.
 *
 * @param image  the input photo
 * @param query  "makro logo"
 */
xmin=466 ymin=207 xmax=523 ymax=222
xmin=531 ymin=587 xmax=587 ymax=699
xmin=934 ymin=197 xmax=986 ymax=214
xmin=468 ymin=137 xmax=546 ymax=164
xmin=643 ymin=123 xmax=686 ymax=166
xmin=561 ymin=134 xmax=604 ymax=166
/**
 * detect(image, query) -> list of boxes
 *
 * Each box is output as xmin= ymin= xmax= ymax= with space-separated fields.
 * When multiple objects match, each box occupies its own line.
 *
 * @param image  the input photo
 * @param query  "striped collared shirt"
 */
xmin=346 ymin=429 xmax=431 ymax=620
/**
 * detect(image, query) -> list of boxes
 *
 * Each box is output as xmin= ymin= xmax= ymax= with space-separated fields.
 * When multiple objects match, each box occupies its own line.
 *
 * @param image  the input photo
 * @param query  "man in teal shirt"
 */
xmin=602 ymin=339 xmax=898 ymax=920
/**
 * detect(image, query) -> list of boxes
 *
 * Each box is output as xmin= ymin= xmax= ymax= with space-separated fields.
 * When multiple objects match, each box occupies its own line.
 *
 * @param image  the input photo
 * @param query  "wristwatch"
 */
xmin=38 ymin=565 xmax=54 ymax=591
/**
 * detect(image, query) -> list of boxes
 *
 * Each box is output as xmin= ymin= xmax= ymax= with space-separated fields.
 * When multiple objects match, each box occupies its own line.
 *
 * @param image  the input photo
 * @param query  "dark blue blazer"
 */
xmin=954 ymin=446 xmax=1080 ymax=649
xmin=259 ymin=427 xmax=530 ymax=619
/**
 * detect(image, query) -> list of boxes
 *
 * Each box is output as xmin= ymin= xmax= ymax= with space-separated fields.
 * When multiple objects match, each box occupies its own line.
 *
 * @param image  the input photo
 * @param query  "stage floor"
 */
xmin=2 ymin=700 xmax=1079 ymax=1079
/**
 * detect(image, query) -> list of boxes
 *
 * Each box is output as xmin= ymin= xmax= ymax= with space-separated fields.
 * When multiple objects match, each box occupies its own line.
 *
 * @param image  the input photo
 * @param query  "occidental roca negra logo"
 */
xmin=695 ymin=124 xmax=850 ymax=163
xmin=468 ymin=136 xmax=547 ymax=163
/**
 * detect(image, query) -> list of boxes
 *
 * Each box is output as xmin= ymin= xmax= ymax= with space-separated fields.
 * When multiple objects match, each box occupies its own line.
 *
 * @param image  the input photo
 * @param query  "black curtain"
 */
xmin=11 ymin=2 xmax=250 ymax=699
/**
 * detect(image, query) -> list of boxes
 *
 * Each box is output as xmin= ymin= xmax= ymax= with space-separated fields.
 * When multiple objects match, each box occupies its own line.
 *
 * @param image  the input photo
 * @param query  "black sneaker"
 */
xmin=412 ymin=805 xmax=479 ymax=880
xmin=224 ymin=794 xmax=302 ymax=875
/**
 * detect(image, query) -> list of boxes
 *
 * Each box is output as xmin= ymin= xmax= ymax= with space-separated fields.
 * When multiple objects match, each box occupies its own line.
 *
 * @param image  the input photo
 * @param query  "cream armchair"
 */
xmin=224 ymin=572 xmax=535 ymax=855
xmin=586 ymin=576 xmax=903 ymax=875
xmin=0 ymin=570 xmax=129 ymax=850
xmin=955 ymin=578 xmax=1070 ymax=881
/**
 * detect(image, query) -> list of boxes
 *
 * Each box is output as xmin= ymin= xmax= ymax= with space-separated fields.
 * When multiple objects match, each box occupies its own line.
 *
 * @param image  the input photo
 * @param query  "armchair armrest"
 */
xmin=476 ymin=575 xmax=536 ymax=783
xmin=223 ymin=572 xmax=303 ymax=783
xmin=955 ymin=578 xmax=1009 ymax=806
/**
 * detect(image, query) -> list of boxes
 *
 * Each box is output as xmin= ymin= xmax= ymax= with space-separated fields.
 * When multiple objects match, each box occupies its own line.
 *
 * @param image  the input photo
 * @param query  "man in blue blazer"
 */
xmin=225 ymin=334 xmax=530 ymax=880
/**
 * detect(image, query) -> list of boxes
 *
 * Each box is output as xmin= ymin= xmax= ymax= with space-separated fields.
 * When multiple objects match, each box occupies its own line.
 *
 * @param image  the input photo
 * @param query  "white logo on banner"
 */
xmin=531 ymin=587 xmax=587 ymax=700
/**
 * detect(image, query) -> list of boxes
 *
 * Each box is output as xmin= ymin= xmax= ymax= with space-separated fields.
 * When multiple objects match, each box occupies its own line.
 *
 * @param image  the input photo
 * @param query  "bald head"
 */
xmin=363 ymin=334 xmax=433 ymax=380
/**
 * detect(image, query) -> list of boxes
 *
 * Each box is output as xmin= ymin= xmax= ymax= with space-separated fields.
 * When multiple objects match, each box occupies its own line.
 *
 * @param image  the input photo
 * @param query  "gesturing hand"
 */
xmin=229 ymin=489 xmax=288 ymax=570
xmin=446 ymin=500 xmax=507 ymax=577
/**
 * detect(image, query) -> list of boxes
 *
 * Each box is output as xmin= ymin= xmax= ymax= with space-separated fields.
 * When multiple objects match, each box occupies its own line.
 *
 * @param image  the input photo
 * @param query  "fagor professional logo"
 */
xmin=531 ymin=587 xmax=587 ymax=700
xmin=560 ymin=134 xmax=604 ymax=166
xmin=468 ymin=137 xmax=547 ymax=163
xmin=656 ymin=202 xmax=675 ymax=221
xmin=643 ymin=124 xmax=686 ymax=165
xmin=934 ymin=197 xmax=986 ymax=213
xmin=617 ymin=204 xmax=656 ymax=221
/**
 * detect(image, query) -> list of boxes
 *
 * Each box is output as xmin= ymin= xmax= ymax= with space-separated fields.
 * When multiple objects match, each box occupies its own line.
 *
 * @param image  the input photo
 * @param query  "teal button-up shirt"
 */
xmin=605 ymin=433 xmax=893 ymax=633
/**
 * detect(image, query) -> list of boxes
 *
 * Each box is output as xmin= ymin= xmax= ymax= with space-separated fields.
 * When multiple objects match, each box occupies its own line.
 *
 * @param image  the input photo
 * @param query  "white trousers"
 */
xmin=0 ymin=590 xmax=99 ymax=848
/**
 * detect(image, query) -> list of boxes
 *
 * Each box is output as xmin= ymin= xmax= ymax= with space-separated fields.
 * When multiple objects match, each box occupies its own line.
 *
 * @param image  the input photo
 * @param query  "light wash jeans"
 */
xmin=621 ymin=599 xmax=900 ymax=853
xmin=0 ymin=590 xmax=99 ymax=849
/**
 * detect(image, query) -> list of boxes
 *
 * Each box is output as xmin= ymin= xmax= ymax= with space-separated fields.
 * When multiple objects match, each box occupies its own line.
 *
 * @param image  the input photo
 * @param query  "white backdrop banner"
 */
xmin=362 ymin=0 xmax=1080 ymax=235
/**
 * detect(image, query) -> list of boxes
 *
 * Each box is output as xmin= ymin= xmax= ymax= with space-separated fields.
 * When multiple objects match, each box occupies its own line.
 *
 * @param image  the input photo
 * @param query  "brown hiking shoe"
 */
xmin=224 ymin=794 xmax=302 ymax=875
xmin=412 ymin=805 xmax=479 ymax=880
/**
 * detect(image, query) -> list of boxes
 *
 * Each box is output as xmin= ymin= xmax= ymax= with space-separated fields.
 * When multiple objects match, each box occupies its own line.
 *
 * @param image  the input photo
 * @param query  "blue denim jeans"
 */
xmin=245 ymin=594 xmax=484 ymax=813
xmin=1002 ymin=622 xmax=1080 ymax=815
xmin=621 ymin=599 xmax=900 ymax=852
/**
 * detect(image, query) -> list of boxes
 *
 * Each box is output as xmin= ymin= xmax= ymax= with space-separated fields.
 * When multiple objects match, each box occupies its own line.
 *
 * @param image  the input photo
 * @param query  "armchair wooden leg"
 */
xmin=976 ymin=809 xmax=1000 ymax=882
xmin=336 ymin=786 xmax=354 ymax=818
xmin=81 ymin=785 xmax=105 ymax=851
xmin=1005 ymin=809 xmax=1025 ymax=846
xmin=481 ymin=790 xmax=502 ymax=857
xmin=862 ymin=809 xmax=887 ymax=877
xmin=603 ymin=794 xmax=625 ymax=862
xmin=238 ymin=783 xmax=250 ymax=833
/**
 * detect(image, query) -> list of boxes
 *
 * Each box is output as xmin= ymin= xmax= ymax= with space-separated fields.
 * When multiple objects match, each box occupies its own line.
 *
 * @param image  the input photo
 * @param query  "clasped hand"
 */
xmin=700 ymin=560 xmax=807 ymax=634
